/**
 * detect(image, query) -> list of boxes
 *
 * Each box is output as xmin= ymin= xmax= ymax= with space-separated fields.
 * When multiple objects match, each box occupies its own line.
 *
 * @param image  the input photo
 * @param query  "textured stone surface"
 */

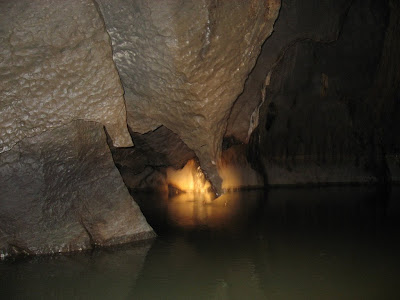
xmin=0 ymin=121 xmax=154 ymax=258
xmin=0 ymin=0 xmax=132 ymax=153
xmin=246 ymin=0 xmax=398 ymax=185
xmin=226 ymin=0 xmax=352 ymax=143
xmin=110 ymin=126 xmax=196 ymax=191
xmin=96 ymin=0 xmax=281 ymax=194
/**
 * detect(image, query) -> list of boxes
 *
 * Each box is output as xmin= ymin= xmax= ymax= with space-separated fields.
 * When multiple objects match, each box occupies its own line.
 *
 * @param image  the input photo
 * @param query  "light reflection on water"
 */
xmin=1 ymin=187 xmax=400 ymax=299
xmin=162 ymin=191 xmax=259 ymax=230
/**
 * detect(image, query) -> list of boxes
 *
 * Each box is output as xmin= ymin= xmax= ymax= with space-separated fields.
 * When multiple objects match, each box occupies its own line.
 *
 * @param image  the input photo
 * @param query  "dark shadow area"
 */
xmin=1 ymin=187 xmax=399 ymax=299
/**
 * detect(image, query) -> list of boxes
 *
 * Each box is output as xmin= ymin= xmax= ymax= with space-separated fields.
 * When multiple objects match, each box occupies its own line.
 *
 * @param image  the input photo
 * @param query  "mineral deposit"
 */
xmin=96 ymin=0 xmax=281 ymax=194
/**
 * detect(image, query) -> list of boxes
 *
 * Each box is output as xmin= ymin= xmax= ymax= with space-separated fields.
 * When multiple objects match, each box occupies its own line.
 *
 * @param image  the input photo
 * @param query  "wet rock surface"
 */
xmin=0 ymin=121 xmax=155 ymax=258
xmin=0 ymin=0 xmax=132 ymax=153
xmin=110 ymin=126 xmax=196 ymax=191
xmin=0 ymin=0 xmax=156 ymax=258
xmin=96 ymin=0 xmax=281 ymax=194
xmin=1 ymin=0 xmax=399 ymax=259
xmin=220 ymin=144 xmax=264 ymax=191
xmin=226 ymin=0 xmax=353 ymax=143
xmin=230 ymin=0 xmax=400 ymax=185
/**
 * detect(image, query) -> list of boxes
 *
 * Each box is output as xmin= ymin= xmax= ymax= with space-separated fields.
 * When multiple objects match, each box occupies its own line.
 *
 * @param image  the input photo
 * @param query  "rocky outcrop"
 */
xmin=0 ymin=0 xmax=132 ymax=152
xmin=0 ymin=0 xmax=154 ymax=257
xmin=110 ymin=126 xmax=196 ymax=191
xmin=95 ymin=0 xmax=281 ymax=194
xmin=0 ymin=121 xmax=155 ymax=258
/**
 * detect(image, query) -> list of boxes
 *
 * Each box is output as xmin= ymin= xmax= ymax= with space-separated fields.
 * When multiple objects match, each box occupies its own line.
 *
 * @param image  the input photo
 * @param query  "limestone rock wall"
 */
xmin=110 ymin=126 xmax=196 ymax=191
xmin=0 ymin=0 xmax=155 ymax=257
xmin=243 ymin=0 xmax=400 ymax=185
xmin=95 ymin=0 xmax=281 ymax=194
xmin=0 ymin=121 xmax=154 ymax=258
xmin=0 ymin=0 xmax=132 ymax=153
xmin=2 ymin=0 xmax=397 ymax=258
xmin=226 ymin=0 xmax=352 ymax=143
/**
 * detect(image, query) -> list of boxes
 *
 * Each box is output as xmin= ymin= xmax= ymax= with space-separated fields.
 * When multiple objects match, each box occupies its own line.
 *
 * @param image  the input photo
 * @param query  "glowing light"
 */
xmin=166 ymin=159 xmax=212 ymax=194
xmin=219 ymin=164 xmax=263 ymax=192
xmin=219 ymin=165 xmax=242 ymax=191
xmin=164 ymin=159 xmax=262 ymax=229
xmin=165 ymin=192 xmax=251 ymax=229
xmin=219 ymin=146 xmax=264 ymax=192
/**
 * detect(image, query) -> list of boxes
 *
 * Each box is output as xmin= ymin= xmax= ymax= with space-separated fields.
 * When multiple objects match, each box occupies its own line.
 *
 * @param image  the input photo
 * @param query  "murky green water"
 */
xmin=1 ymin=187 xmax=400 ymax=299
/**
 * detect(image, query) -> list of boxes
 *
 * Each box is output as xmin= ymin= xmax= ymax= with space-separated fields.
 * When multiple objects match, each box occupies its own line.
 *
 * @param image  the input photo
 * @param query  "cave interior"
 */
xmin=0 ymin=0 xmax=399 ymax=261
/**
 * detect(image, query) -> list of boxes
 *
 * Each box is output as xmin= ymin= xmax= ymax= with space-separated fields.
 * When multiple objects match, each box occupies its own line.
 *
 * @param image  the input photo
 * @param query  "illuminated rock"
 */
xmin=96 ymin=0 xmax=281 ymax=194
xmin=111 ymin=126 xmax=196 ymax=191
xmin=220 ymin=145 xmax=264 ymax=191
xmin=166 ymin=159 xmax=211 ymax=193
xmin=0 ymin=121 xmax=155 ymax=257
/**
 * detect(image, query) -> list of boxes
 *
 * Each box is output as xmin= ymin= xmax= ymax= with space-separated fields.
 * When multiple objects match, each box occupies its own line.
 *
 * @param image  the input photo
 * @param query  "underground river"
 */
xmin=1 ymin=186 xmax=399 ymax=299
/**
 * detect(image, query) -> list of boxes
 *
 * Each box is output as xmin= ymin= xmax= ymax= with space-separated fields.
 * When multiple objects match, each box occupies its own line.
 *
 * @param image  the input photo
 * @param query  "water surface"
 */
xmin=1 ymin=187 xmax=399 ymax=299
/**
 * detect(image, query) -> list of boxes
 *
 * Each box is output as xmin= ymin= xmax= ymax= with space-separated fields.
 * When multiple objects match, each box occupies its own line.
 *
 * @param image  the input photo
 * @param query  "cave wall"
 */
xmin=110 ymin=125 xmax=196 ymax=191
xmin=1 ymin=0 xmax=399 ymax=257
xmin=0 ymin=0 xmax=154 ymax=258
xmin=95 ymin=0 xmax=281 ymax=194
xmin=109 ymin=0 xmax=400 ymax=191
xmin=369 ymin=0 xmax=400 ymax=182
xmin=0 ymin=0 xmax=281 ymax=257
xmin=0 ymin=121 xmax=154 ymax=257
xmin=0 ymin=0 xmax=132 ymax=151
xmin=228 ymin=0 xmax=400 ymax=186
xmin=226 ymin=0 xmax=353 ymax=143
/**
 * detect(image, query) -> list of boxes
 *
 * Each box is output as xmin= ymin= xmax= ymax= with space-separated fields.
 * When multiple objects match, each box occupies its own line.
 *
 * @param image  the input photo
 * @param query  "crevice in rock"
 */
xmin=79 ymin=218 xmax=95 ymax=249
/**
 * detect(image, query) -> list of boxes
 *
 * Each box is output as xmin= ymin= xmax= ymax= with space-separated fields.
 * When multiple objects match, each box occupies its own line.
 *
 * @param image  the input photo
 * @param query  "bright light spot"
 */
xmin=165 ymin=192 xmax=249 ymax=229
xmin=219 ymin=147 xmax=264 ymax=192
xmin=219 ymin=163 xmax=263 ymax=192
xmin=166 ymin=159 xmax=212 ymax=194
xmin=219 ymin=165 xmax=242 ymax=191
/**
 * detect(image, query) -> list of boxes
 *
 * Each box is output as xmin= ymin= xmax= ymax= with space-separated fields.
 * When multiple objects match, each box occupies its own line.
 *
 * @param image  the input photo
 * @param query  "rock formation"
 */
xmin=227 ymin=0 xmax=400 ymax=185
xmin=96 ymin=0 xmax=281 ymax=194
xmin=226 ymin=0 xmax=353 ymax=143
xmin=0 ymin=0 xmax=154 ymax=258
xmin=1 ymin=0 xmax=399 ymax=258
xmin=0 ymin=0 xmax=132 ymax=152
xmin=110 ymin=125 xmax=196 ymax=191
xmin=0 ymin=121 xmax=154 ymax=257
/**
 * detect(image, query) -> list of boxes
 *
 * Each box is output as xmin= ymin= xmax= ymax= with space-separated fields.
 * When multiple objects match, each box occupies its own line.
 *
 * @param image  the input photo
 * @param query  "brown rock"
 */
xmin=96 ymin=0 xmax=281 ymax=194
xmin=0 ymin=121 xmax=154 ymax=258
xmin=0 ymin=0 xmax=132 ymax=153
